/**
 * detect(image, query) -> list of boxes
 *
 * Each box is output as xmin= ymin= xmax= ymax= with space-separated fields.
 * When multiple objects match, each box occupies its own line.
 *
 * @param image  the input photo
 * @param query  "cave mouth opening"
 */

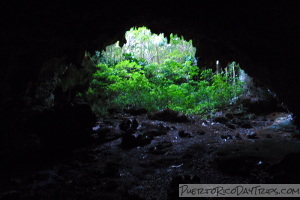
xmin=82 ymin=26 xmax=289 ymax=122
xmin=3 ymin=4 xmax=300 ymax=198
xmin=2 ymin=26 xmax=300 ymax=200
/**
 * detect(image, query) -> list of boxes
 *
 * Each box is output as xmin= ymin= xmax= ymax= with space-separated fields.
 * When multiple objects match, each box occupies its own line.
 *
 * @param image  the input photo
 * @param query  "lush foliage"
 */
xmin=87 ymin=27 xmax=244 ymax=116
xmin=92 ymin=27 xmax=197 ymax=66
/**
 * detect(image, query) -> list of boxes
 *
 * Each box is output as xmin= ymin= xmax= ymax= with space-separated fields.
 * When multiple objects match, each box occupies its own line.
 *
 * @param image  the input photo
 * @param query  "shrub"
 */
xmin=86 ymin=27 xmax=245 ymax=116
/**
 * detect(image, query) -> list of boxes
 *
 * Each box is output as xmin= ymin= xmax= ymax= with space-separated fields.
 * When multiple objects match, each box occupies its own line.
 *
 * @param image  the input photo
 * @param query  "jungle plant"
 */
xmin=86 ymin=27 xmax=245 ymax=116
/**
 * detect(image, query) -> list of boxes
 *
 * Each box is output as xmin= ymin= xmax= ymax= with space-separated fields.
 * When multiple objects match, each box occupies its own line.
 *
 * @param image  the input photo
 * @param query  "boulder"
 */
xmin=197 ymin=129 xmax=206 ymax=135
xmin=246 ymin=132 xmax=257 ymax=139
xmin=123 ymin=108 xmax=148 ymax=116
xmin=231 ymin=118 xmax=253 ymax=128
xmin=178 ymin=130 xmax=192 ymax=138
xmin=148 ymin=108 xmax=190 ymax=123
xmin=95 ymin=127 xmax=122 ymax=143
xmin=121 ymin=132 xmax=153 ymax=149
xmin=119 ymin=118 xmax=138 ymax=132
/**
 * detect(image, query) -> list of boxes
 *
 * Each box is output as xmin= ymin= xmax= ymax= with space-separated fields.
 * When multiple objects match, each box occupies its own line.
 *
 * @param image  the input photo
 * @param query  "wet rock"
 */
xmin=247 ymin=132 xmax=257 ymax=139
xmin=119 ymin=118 xmax=138 ymax=132
xmin=96 ymin=127 xmax=122 ymax=143
xmin=220 ymin=135 xmax=226 ymax=139
xmin=119 ymin=119 xmax=131 ymax=131
xmin=144 ymin=129 xmax=168 ymax=137
xmin=241 ymin=96 xmax=286 ymax=115
xmin=124 ymin=108 xmax=148 ymax=116
xmin=121 ymin=132 xmax=137 ymax=149
xmin=96 ymin=127 xmax=111 ymax=136
xmin=268 ymin=114 xmax=296 ymax=132
xmin=214 ymin=116 xmax=229 ymax=124
xmin=141 ymin=121 xmax=170 ymax=131
xmin=132 ymin=118 xmax=139 ymax=130
xmin=121 ymin=131 xmax=153 ymax=149
xmin=125 ymin=128 xmax=136 ymax=135
xmin=197 ymin=129 xmax=206 ymax=135
xmin=225 ymin=113 xmax=234 ymax=119
xmin=220 ymin=135 xmax=233 ymax=139
xmin=103 ymin=120 xmax=114 ymax=126
xmin=230 ymin=118 xmax=242 ymax=126
xmin=178 ymin=130 xmax=186 ymax=137
xmin=240 ymin=121 xmax=253 ymax=128
xmin=138 ymin=121 xmax=169 ymax=138
xmin=136 ymin=134 xmax=153 ymax=146
xmin=231 ymin=118 xmax=252 ymax=128
xmin=265 ymin=134 xmax=272 ymax=138
xmin=225 ymin=123 xmax=236 ymax=129
xmin=175 ymin=114 xmax=190 ymax=123
xmin=148 ymin=108 xmax=189 ymax=123
xmin=139 ymin=122 xmax=169 ymax=137
xmin=92 ymin=124 xmax=101 ymax=132
xmin=243 ymin=113 xmax=256 ymax=120
xmin=121 ymin=134 xmax=138 ymax=149
xmin=148 ymin=141 xmax=172 ymax=155
xmin=178 ymin=130 xmax=192 ymax=138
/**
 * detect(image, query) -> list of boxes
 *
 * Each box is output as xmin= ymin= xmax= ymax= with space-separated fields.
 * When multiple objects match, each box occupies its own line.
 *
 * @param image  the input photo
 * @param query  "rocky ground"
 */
xmin=1 ymin=104 xmax=300 ymax=200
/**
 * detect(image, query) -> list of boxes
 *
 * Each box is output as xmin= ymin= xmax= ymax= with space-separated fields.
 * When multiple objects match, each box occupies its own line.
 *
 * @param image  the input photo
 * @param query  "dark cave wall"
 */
xmin=1 ymin=0 xmax=299 ymax=128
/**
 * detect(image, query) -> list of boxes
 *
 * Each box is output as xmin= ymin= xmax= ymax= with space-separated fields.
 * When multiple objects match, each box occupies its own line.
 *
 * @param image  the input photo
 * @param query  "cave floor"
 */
xmin=1 ymin=111 xmax=300 ymax=200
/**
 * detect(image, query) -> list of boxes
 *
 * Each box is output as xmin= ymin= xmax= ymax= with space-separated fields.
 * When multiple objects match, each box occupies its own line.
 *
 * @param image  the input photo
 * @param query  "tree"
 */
xmin=96 ymin=26 xmax=196 ymax=66
xmin=87 ymin=27 xmax=245 ymax=117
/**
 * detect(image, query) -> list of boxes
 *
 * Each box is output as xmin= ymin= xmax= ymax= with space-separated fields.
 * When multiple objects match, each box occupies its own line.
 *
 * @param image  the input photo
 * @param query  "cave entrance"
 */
xmin=84 ymin=26 xmax=298 ymax=155
xmin=85 ymin=26 xmax=265 ymax=119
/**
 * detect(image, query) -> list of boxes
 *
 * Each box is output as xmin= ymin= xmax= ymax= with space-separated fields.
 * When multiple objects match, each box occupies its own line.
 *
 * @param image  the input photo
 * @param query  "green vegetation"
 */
xmin=87 ymin=27 xmax=245 ymax=116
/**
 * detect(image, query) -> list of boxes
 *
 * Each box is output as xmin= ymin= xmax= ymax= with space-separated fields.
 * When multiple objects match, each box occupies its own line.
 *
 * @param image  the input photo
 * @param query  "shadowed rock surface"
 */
xmin=0 ymin=1 xmax=300 ymax=199
xmin=1 ymin=107 xmax=300 ymax=199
